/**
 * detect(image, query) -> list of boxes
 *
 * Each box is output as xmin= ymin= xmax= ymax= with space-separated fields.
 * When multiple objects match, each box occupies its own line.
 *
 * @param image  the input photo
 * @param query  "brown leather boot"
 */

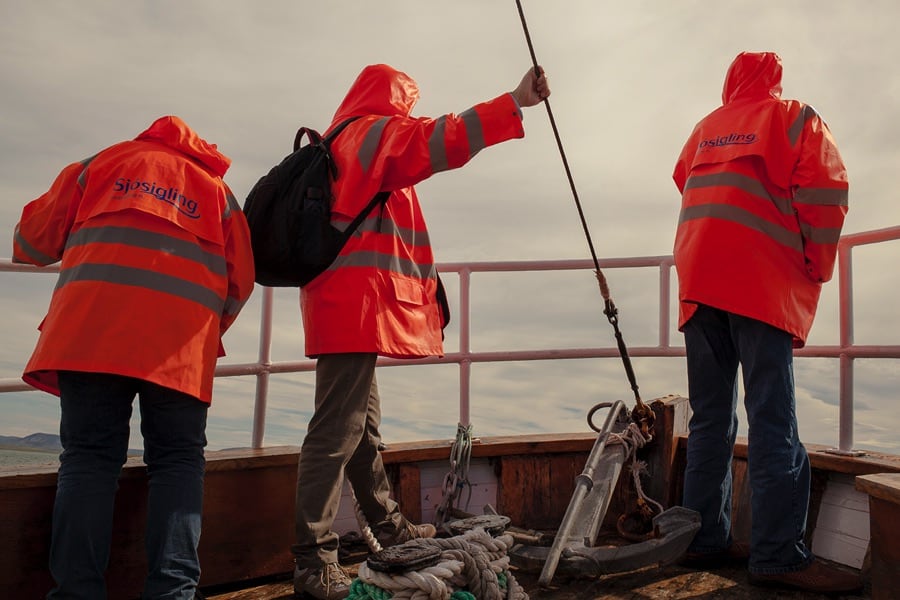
xmin=293 ymin=562 xmax=352 ymax=600
xmin=749 ymin=558 xmax=863 ymax=594
xmin=374 ymin=519 xmax=437 ymax=548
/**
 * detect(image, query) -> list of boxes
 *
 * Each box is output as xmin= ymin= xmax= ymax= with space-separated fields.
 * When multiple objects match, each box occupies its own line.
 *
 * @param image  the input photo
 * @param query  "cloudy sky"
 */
xmin=1 ymin=1 xmax=898 ymax=454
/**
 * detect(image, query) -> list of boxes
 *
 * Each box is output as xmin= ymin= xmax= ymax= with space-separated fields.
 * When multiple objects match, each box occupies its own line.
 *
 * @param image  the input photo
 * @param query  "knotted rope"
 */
xmin=606 ymin=419 xmax=663 ymax=511
xmin=604 ymin=419 xmax=665 ymax=540
xmin=605 ymin=420 xmax=652 ymax=459
xmin=349 ymin=528 xmax=528 ymax=600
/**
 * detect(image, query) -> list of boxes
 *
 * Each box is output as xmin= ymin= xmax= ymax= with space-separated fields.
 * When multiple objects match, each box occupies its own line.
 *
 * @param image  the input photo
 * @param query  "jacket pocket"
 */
xmin=391 ymin=278 xmax=426 ymax=306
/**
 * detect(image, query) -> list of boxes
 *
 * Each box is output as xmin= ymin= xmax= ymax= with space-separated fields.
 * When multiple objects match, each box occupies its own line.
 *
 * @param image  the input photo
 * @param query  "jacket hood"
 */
xmin=135 ymin=115 xmax=231 ymax=177
xmin=330 ymin=64 xmax=420 ymax=128
xmin=722 ymin=51 xmax=783 ymax=104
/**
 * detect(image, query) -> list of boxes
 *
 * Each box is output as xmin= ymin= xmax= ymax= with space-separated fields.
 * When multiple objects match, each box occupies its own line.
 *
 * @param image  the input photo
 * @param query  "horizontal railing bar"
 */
xmin=2 ymin=224 xmax=898 ymax=452
xmin=437 ymin=256 xmax=672 ymax=273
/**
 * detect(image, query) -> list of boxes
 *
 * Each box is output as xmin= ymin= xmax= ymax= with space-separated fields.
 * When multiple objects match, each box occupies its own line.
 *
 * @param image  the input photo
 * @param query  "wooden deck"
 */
xmin=201 ymin=559 xmax=870 ymax=600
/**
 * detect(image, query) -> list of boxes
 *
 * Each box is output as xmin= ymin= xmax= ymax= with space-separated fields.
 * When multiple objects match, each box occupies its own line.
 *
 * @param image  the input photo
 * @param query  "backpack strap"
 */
xmin=313 ymin=115 xmax=390 ymax=241
xmin=323 ymin=117 xmax=362 ymax=144
xmin=340 ymin=190 xmax=390 ymax=244
xmin=292 ymin=116 xmax=361 ymax=152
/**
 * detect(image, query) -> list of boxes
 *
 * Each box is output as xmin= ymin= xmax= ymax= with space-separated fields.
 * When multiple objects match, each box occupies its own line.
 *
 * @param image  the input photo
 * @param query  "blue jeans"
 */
xmin=48 ymin=371 xmax=208 ymax=600
xmin=682 ymin=305 xmax=812 ymax=575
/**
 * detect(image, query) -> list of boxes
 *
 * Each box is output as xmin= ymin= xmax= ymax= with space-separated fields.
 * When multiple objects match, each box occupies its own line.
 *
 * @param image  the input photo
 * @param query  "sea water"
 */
xmin=0 ymin=448 xmax=58 ymax=468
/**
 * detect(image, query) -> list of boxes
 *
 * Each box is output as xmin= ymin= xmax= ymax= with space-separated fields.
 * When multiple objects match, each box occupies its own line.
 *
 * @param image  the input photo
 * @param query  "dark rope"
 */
xmin=514 ymin=0 xmax=651 ymax=424
xmin=514 ymin=0 xmax=600 ymax=274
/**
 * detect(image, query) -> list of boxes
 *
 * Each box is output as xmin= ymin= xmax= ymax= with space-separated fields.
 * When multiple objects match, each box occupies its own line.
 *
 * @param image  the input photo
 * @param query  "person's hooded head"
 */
xmin=330 ymin=64 xmax=420 ymax=129
xmin=721 ymin=51 xmax=783 ymax=104
xmin=136 ymin=115 xmax=230 ymax=177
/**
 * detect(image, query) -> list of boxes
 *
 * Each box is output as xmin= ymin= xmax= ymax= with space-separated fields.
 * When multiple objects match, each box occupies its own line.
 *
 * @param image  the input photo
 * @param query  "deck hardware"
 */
xmin=509 ymin=400 xmax=700 ymax=585
xmin=366 ymin=544 xmax=443 ymax=574
xmin=446 ymin=514 xmax=512 ymax=537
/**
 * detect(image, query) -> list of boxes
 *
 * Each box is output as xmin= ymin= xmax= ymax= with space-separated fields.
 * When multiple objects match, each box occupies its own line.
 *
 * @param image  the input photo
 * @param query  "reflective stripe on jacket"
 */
xmin=13 ymin=116 xmax=256 ymax=402
xmin=673 ymin=52 xmax=848 ymax=347
xmin=300 ymin=64 xmax=526 ymax=358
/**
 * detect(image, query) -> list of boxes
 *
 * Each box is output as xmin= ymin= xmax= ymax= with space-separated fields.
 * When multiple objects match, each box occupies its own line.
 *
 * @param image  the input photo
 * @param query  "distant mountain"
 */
xmin=0 ymin=433 xmax=62 ymax=452
xmin=0 ymin=433 xmax=145 ymax=457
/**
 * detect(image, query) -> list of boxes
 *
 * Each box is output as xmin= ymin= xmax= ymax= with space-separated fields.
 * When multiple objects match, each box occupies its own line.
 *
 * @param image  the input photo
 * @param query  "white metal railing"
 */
xmin=2 ymin=225 xmax=899 ymax=453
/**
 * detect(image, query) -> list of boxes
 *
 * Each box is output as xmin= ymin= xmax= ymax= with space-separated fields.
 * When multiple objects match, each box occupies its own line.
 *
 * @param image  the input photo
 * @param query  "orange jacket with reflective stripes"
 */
xmin=673 ymin=52 xmax=848 ymax=347
xmin=13 ymin=116 xmax=256 ymax=402
xmin=300 ymin=64 xmax=526 ymax=358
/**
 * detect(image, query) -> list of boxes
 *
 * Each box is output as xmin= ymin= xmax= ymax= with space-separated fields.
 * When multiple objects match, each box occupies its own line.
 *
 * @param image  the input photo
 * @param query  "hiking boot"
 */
xmin=680 ymin=541 xmax=750 ymax=569
xmin=293 ymin=562 xmax=352 ymax=600
xmin=374 ymin=519 xmax=437 ymax=548
xmin=748 ymin=558 xmax=863 ymax=594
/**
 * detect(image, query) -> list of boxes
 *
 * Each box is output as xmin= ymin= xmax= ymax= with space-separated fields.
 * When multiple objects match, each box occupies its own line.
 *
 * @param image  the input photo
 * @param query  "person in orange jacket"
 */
xmin=291 ymin=64 xmax=550 ymax=600
xmin=13 ymin=115 xmax=255 ymax=599
xmin=673 ymin=52 xmax=860 ymax=594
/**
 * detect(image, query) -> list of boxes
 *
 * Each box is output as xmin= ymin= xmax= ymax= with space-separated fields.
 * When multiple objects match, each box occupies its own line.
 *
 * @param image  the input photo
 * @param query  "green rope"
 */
xmin=347 ymin=579 xmax=392 ymax=600
xmin=348 ymin=581 xmax=479 ymax=600
xmin=497 ymin=571 xmax=508 ymax=589
xmin=347 ymin=566 xmax=512 ymax=600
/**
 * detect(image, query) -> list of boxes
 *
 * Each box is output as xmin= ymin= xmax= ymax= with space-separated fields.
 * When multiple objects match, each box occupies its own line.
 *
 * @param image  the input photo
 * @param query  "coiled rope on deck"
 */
xmin=349 ymin=528 xmax=528 ymax=600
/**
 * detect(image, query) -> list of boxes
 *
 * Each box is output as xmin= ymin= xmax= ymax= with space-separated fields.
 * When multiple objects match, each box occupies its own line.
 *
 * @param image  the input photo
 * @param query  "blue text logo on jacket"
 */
xmin=698 ymin=132 xmax=758 ymax=151
xmin=113 ymin=177 xmax=200 ymax=218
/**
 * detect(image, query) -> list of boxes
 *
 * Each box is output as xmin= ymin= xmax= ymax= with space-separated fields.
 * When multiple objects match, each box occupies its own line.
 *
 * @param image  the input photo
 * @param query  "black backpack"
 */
xmin=242 ymin=117 xmax=389 ymax=287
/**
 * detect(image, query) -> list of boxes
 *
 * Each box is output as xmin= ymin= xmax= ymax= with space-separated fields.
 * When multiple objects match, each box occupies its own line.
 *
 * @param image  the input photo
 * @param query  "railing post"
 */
xmin=251 ymin=286 xmax=274 ymax=449
xmin=837 ymin=242 xmax=855 ymax=453
xmin=458 ymin=268 xmax=472 ymax=427
xmin=659 ymin=259 xmax=673 ymax=349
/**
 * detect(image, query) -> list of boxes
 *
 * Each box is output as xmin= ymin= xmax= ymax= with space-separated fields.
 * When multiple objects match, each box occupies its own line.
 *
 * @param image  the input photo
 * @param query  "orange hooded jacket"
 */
xmin=673 ymin=52 xmax=848 ymax=347
xmin=300 ymin=64 xmax=526 ymax=358
xmin=13 ymin=115 xmax=255 ymax=402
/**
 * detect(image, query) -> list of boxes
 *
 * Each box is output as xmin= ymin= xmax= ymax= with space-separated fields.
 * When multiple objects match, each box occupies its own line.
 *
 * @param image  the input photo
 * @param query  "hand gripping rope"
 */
xmin=515 ymin=0 xmax=654 ymax=437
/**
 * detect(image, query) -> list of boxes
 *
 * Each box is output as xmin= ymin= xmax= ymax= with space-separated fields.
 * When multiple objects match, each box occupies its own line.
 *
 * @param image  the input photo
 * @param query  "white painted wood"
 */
xmin=811 ymin=473 xmax=870 ymax=569
xmin=332 ymin=457 xmax=502 ymax=535
xmin=334 ymin=479 xmax=361 ymax=535
xmin=420 ymin=458 xmax=498 ymax=523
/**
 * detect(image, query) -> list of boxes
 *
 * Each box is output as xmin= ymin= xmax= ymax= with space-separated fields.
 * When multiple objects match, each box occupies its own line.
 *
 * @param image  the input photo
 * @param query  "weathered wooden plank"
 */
xmin=855 ymin=472 xmax=900 ymax=504
xmin=390 ymin=463 xmax=422 ymax=523
xmin=865 ymin=496 xmax=900 ymax=600
xmin=729 ymin=457 xmax=751 ymax=544
xmin=381 ymin=433 xmax=599 ymax=464
xmin=199 ymin=462 xmax=297 ymax=587
xmin=0 ymin=486 xmax=56 ymax=598
xmin=641 ymin=395 xmax=690 ymax=510
xmin=726 ymin=439 xmax=900 ymax=475
xmin=497 ymin=454 xmax=562 ymax=530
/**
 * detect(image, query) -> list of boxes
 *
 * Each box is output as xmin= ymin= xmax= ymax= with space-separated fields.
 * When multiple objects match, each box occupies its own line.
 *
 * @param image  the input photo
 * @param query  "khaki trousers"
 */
xmin=292 ymin=353 xmax=402 ymax=567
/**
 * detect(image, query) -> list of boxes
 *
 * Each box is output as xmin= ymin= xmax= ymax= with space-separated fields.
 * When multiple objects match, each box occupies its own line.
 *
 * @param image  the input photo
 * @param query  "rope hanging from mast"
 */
xmin=514 ymin=0 xmax=654 ymax=436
